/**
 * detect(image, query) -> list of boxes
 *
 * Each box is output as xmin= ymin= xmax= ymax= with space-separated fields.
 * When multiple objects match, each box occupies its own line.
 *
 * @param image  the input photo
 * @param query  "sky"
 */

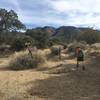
xmin=0 ymin=0 xmax=100 ymax=29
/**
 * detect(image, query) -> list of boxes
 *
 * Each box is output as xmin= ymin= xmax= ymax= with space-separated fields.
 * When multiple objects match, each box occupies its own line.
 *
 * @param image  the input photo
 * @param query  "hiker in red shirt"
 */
xmin=75 ymin=47 xmax=85 ymax=70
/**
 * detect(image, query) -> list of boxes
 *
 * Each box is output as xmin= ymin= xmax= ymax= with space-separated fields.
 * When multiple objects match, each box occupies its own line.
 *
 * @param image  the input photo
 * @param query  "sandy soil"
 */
xmin=0 ymin=55 xmax=100 ymax=100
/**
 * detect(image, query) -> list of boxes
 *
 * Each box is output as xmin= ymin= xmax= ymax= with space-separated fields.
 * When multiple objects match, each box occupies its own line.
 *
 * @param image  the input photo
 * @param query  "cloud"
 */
xmin=0 ymin=0 xmax=100 ymax=29
xmin=49 ymin=0 xmax=100 ymax=13
xmin=47 ymin=0 xmax=100 ymax=28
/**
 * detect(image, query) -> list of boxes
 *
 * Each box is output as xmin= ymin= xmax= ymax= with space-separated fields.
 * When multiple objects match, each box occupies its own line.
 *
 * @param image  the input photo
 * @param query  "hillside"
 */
xmin=1 ymin=25 xmax=100 ymax=46
xmin=26 ymin=26 xmax=100 ymax=43
xmin=53 ymin=26 xmax=82 ymax=42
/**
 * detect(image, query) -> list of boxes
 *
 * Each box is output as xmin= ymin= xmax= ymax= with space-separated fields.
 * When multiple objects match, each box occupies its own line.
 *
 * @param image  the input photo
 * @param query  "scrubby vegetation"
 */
xmin=0 ymin=8 xmax=100 ymax=71
xmin=11 ymin=36 xmax=34 ymax=51
xmin=8 ymin=51 xmax=46 ymax=70
xmin=50 ymin=46 xmax=60 ymax=56
xmin=77 ymin=28 xmax=100 ymax=44
xmin=67 ymin=42 xmax=87 ymax=53
xmin=26 ymin=30 xmax=50 ymax=49
xmin=1 ymin=2 xmax=100 ymax=99
xmin=0 ymin=8 xmax=100 ymax=51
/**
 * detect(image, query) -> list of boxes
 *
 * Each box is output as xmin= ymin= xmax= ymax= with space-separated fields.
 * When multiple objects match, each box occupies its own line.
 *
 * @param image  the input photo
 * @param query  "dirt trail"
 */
xmin=0 ymin=58 xmax=62 ymax=100
xmin=0 ymin=57 xmax=100 ymax=100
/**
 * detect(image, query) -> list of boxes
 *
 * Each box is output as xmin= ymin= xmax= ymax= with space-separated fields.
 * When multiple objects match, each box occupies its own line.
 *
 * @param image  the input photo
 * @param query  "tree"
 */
xmin=26 ymin=29 xmax=50 ymax=49
xmin=11 ymin=36 xmax=34 ymax=51
xmin=77 ymin=28 xmax=100 ymax=44
xmin=0 ymin=8 xmax=26 ymax=32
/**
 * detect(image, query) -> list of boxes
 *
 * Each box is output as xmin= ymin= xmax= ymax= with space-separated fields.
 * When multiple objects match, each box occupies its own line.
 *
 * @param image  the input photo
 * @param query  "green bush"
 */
xmin=68 ymin=45 xmax=75 ymax=53
xmin=8 ymin=51 xmax=45 ymax=70
xmin=49 ymin=38 xmax=61 ymax=46
xmin=77 ymin=29 xmax=100 ymax=44
xmin=11 ymin=36 xmax=34 ymax=51
xmin=68 ymin=42 xmax=86 ymax=53
xmin=26 ymin=30 xmax=50 ymax=49
xmin=11 ymin=39 xmax=25 ymax=51
xmin=50 ymin=46 xmax=60 ymax=56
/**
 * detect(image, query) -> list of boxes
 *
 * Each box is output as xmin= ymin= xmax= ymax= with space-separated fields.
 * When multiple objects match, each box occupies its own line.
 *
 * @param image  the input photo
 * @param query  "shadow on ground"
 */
xmin=26 ymin=60 xmax=100 ymax=100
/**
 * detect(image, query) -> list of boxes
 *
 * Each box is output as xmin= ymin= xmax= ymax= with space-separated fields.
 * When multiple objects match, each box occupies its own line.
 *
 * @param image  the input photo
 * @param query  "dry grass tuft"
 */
xmin=8 ymin=51 xmax=46 ymax=70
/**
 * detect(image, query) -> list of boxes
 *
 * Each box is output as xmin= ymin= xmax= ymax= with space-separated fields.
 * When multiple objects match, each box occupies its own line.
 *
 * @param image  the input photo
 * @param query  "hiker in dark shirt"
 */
xmin=75 ymin=47 xmax=85 ymax=70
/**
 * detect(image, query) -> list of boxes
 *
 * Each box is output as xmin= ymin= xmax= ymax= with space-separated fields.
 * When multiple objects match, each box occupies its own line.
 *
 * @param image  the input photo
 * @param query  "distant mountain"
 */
xmin=42 ymin=26 xmax=56 ymax=36
xmin=53 ymin=26 xmax=82 ymax=42
xmin=26 ymin=26 xmax=100 ymax=43
xmin=34 ymin=26 xmax=56 ymax=36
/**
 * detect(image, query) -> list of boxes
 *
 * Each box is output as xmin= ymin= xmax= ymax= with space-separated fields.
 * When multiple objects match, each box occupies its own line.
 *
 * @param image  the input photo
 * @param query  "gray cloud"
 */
xmin=0 ymin=0 xmax=100 ymax=29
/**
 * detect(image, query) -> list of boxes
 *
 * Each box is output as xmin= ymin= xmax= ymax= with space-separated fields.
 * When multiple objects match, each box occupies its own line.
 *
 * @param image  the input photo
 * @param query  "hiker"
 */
xmin=75 ymin=47 xmax=85 ymax=70
xmin=25 ymin=42 xmax=33 ymax=58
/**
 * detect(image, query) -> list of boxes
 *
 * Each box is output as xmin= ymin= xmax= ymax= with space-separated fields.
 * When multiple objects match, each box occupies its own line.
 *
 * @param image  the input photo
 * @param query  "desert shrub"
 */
xmin=68 ymin=42 xmax=87 ymax=53
xmin=67 ymin=42 xmax=88 ymax=58
xmin=50 ymin=46 xmax=60 ymax=56
xmin=0 ymin=44 xmax=11 ymax=57
xmin=8 ymin=51 xmax=45 ymax=70
xmin=11 ymin=38 xmax=25 ymax=51
xmin=63 ymin=44 xmax=67 ymax=49
xmin=26 ymin=30 xmax=50 ymax=49
xmin=68 ymin=45 xmax=75 ymax=53
xmin=77 ymin=29 xmax=100 ymax=44
xmin=11 ymin=36 xmax=34 ymax=51
xmin=96 ymin=54 xmax=100 ymax=61
xmin=0 ymin=44 xmax=10 ymax=52
xmin=49 ymin=38 xmax=61 ymax=46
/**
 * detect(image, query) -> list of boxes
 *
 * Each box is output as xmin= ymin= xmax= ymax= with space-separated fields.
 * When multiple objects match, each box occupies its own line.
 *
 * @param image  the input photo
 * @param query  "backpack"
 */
xmin=78 ymin=50 xmax=84 ymax=58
